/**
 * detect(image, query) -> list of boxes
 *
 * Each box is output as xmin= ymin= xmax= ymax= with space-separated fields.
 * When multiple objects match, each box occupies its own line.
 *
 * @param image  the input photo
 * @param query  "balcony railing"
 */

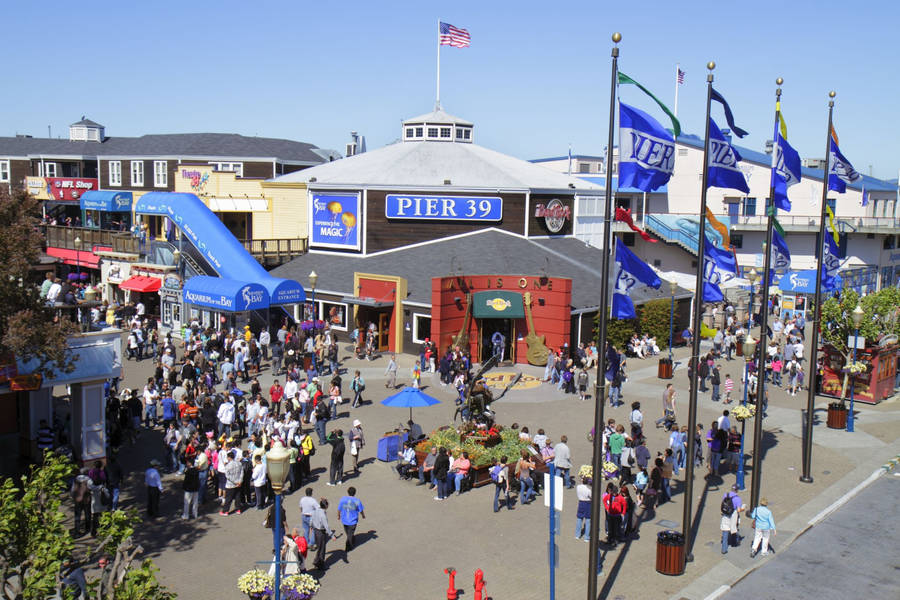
xmin=239 ymin=238 xmax=308 ymax=266
xmin=732 ymin=214 xmax=900 ymax=230
xmin=43 ymin=225 xmax=140 ymax=254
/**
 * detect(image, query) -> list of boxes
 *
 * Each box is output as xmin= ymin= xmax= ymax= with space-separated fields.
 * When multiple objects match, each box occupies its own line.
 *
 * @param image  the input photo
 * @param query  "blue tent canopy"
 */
xmin=261 ymin=277 xmax=306 ymax=305
xmin=182 ymin=276 xmax=269 ymax=311
xmin=80 ymin=190 xmax=133 ymax=212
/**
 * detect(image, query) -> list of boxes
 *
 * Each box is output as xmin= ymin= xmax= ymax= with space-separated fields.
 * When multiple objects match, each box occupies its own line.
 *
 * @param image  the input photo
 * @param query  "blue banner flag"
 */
xmin=823 ymin=231 xmax=841 ymax=287
xmin=618 ymin=102 xmax=676 ymax=192
xmin=710 ymin=87 xmax=749 ymax=138
xmin=768 ymin=226 xmax=792 ymax=283
xmin=770 ymin=123 xmax=801 ymax=212
xmin=703 ymin=235 xmax=737 ymax=302
xmin=612 ymin=237 xmax=662 ymax=319
xmin=828 ymin=138 xmax=861 ymax=193
xmin=708 ymin=118 xmax=750 ymax=193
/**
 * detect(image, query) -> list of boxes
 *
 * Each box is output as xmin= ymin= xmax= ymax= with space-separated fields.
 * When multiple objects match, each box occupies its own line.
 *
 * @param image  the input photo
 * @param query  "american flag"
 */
xmin=440 ymin=22 xmax=471 ymax=48
xmin=677 ymin=68 xmax=685 ymax=84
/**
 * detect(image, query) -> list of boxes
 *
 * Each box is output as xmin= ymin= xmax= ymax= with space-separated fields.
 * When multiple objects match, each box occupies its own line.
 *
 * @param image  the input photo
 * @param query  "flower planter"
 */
xmin=826 ymin=404 xmax=848 ymax=429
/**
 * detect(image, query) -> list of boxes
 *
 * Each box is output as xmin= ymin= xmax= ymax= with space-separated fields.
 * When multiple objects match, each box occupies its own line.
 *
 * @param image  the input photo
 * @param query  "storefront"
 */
xmin=79 ymin=190 xmax=133 ymax=231
xmin=777 ymin=269 xmax=843 ymax=321
xmin=821 ymin=336 xmax=898 ymax=405
xmin=182 ymin=276 xmax=269 ymax=332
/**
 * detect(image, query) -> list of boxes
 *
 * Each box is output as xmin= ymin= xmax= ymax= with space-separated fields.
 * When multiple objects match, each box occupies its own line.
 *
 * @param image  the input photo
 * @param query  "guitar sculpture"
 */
xmin=452 ymin=293 xmax=472 ymax=348
xmin=523 ymin=292 xmax=550 ymax=366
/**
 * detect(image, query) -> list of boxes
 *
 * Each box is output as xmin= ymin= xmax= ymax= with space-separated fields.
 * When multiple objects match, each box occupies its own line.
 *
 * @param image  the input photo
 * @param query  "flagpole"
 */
xmin=750 ymin=77 xmax=784 ymax=512
xmin=587 ymin=31 xmax=620 ymax=600
xmin=436 ymin=19 xmax=442 ymax=110
xmin=681 ymin=61 xmax=716 ymax=567
xmin=674 ymin=63 xmax=680 ymax=118
xmin=800 ymin=90 xmax=836 ymax=484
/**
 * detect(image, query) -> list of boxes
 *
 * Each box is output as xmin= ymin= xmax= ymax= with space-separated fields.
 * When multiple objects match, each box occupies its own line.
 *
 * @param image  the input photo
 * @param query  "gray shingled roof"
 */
xmin=270 ymin=229 xmax=685 ymax=309
xmin=71 ymin=117 xmax=104 ymax=128
xmin=0 ymin=133 xmax=325 ymax=163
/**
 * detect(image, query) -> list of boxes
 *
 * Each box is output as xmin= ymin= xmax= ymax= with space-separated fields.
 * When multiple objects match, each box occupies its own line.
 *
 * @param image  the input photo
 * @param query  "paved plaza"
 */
xmin=96 ymin=337 xmax=900 ymax=599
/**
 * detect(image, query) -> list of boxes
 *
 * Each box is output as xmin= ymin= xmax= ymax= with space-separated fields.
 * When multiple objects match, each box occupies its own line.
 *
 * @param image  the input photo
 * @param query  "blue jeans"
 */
xmin=315 ymin=419 xmax=327 ymax=445
xmin=557 ymin=467 xmax=573 ymax=488
xmin=198 ymin=469 xmax=208 ymax=505
xmin=302 ymin=513 xmax=313 ymax=546
xmin=661 ymin=478 xmax=672 ymax=502
xmin=493 ymin=483 xmax=511 ymax=512
xmin=575 ymin=516 xmax=591 ymax=540
xmin=454 ymin=472 xmax=467 ymax=494
xmin=518 ymin=476 xmax=534 ymax=505
xmin=712 ymin=384 xmax=720 ymax=402
xmin=710 ymin=451 xmax=722 ymax=474
xmin=609 ymin=386 xmax=620 ymax=406
xmin=110 ymin=487 xmax=120 ymax=511
xmin=675 ymin=447 xmax=685 ymax=472
xmin=721 ymin=529 xmax=731 ymax=553
xmin=144 ymin=405 xmax=157 ymax=428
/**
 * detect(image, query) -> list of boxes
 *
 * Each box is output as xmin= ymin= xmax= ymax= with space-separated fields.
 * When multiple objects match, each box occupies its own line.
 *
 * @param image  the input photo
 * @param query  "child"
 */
xmin=412 ymin=360 xmax=421 ymax=389
xmin=724 ymin=374 xmax=734 ymax=404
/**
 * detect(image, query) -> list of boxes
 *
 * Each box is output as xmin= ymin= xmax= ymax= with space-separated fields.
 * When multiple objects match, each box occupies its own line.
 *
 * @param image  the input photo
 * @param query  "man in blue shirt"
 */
xmin=337 ymin=487 xmax=366 ymax=553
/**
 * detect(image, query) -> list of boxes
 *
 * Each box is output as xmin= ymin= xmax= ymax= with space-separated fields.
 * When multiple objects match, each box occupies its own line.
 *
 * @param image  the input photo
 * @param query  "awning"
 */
xmin=208 ymin=197 xmax=268 ymax=212
xmin=340 ymin=296 xmax=394 ymax=308
xmin=472 ymin=290 xmax=525 ymax=319
xmin=119 ymin=275 xmax=162 ymax=293
xmin=261 ymin=277 xmax=306 ymax=305
xmin=80 ymin=190 xmax=134 ymax=212
xmin=16 ymin=343 xmax=120 ymax=388
xmin=45 ymin=247 xmax=103 ymax=269
xmin=183 ymin=275 xmax=269 ymax=311
xmin=778 ymin=270 xmax=842 ymax=294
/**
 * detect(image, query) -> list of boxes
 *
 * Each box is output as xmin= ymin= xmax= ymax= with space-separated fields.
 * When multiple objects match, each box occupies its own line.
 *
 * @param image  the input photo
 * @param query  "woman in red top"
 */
xmin=452 ymin=451 xmax=471 ymax=495
xmin=602 ymin=483 xmax=626 ymax=546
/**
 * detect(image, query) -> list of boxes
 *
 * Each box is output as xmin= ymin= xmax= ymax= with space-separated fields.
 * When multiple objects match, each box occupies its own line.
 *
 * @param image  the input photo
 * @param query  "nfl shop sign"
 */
xmin=534 ymin=199 xmax=571 ymax=233
xmin=45 ymin=177 xmax=98 ymax=201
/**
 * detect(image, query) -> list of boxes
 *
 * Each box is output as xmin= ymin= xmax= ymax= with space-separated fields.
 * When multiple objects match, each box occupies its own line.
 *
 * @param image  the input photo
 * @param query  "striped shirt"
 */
xmin=724 ymin=378 xmax=734 ymax=393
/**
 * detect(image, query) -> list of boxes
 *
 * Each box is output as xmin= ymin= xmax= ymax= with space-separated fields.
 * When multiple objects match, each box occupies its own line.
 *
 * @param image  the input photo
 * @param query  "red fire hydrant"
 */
xmin=473 ymin=568 xmax=486 ymax=600
xmin=444 ymin=567 xmax=457 ymax=600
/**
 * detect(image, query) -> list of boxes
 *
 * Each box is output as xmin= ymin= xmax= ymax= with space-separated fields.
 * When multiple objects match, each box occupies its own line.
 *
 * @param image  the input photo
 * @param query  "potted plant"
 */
xmin=280 ymin=573 xmax=321 ymax=599
xmin=237 ymin=569 xmax=274 ymax=599
xmin=730 ymin=404 xmax=755 ymax=422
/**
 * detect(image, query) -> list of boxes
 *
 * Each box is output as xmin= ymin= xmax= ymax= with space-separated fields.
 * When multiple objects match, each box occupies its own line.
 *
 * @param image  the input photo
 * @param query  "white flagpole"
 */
xmin=436 ymin=19 xmax=442 ymax=110
xmin=674 ymin=63 xmax=680 ymax=118
xmin=567 ymin=144 xmax=572 ymax=176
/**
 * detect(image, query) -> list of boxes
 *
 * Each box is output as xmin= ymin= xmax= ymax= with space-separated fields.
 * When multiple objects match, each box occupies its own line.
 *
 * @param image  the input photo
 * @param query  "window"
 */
xmin=0 ymin=160 xmax=8 ymax=182
xmin=131 ymin=161 xmax=144 ymax=186
xmin=406 ymin=128 xmax=414 ymax=138
xmin=427 ymin=127 xmax=438 ymax=137
xmin=742 ymin=197 xmax=757 ymax=216
xmin=456 ymin=129 xmax=464 ymax=139
xmin=826 ymin=198 xmax=836 ymax=214
xmin=321 ymin=301 xmax=348 ymax=330
xmin=43 ymin=163 xmax=57 ymax=177
xmin=678 ymin=148 xmax=688 ymax=156
xmin=108 ymin=161 xmax=122 ymax=186
xmin=579 ymin=163 xmax=591 ymax=173
xmin=730 ymin=234 xmax=743 ymax=249
xmin=463 ymin=129 xmax=470 ymax=139
xmin=153 ymin=161 xmax=168 ymax=187
xmin=623 ymin=232 xmax=636 ymax=246
xmin=416 ymin=127 xmax=423 ymax=137
xmin=209 ymin=162 xmax=243 ymax=177
xmin=884 ymin=236 xmax=896 ymax=250
xmin=440 ymin=127 xmax=451 ymax=138
xmin=653 ymin=259 xmax=662 ymax=267
xmin=412 ymin=313 xmax=432 ymax=344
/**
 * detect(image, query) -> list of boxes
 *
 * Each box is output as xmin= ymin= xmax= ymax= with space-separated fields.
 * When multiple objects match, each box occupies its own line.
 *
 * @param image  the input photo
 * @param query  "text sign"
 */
xmin=310 ymin=193 xmax=361 ymax=250
xmin=848 ymin=335 xmax=865 ymax=350
xmin=385 ymin=194 xmax=502 ymax=221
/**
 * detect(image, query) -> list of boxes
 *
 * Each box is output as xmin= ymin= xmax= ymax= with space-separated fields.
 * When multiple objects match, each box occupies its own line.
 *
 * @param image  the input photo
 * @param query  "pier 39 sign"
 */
xmin=385 ymin=194 xmax=502 ymax=221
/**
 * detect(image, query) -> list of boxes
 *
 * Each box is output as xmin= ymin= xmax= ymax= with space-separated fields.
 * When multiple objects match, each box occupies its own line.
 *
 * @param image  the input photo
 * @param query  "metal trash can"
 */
xmin=658 ymin=357 xmax=673 ymax=379
xmin=655 ymin=530 xmax=685 ymax=576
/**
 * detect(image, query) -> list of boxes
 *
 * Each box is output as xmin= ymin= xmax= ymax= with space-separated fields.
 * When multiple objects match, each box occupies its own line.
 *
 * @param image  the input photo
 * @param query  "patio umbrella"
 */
xmin=380 ymin=387 xmax=441 ymax=422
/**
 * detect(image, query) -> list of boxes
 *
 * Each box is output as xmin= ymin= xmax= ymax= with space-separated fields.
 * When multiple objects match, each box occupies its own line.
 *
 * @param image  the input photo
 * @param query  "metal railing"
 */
xmin=644 ymin=214 xmax=700 ymax=254
xmin=239 ymin=238 xmax=308 ymax=265
xmin=43 ymin=225 xmax=140 ymax=254
xmin=656 ymin=212 xmax=900 ymax=230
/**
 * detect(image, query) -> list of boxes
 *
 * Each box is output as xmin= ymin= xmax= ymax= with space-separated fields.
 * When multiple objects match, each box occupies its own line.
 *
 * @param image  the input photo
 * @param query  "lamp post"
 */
xmin=747 ymin=268 xmax=759 ymax=330
xmin=266 ymin=441 xmax=291 ymax=600
xmin=737 ymin=335 xmax=757 ymax=490
xmin=847 ymin=305 xmax=864 ymax=433
xmin=308 ymin=270 xmax=318 ymax=323
xmin=668 ymin=279 xmax=677 ymax=363
xmin=172 ymin=249 xmax=182 ymax=278
xmin=73 ymin=236 xmax=82 ymax=276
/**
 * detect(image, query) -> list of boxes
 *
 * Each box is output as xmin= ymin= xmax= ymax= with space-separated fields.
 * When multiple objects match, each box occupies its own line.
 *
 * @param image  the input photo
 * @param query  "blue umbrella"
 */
xmin=381 ymin=387 xmax=441 ymax=421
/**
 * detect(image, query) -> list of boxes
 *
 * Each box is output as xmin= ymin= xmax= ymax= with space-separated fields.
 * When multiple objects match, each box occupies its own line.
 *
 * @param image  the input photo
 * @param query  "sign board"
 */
xmin=534 ymin=199 xmax=571 ymax=234
xmin=848 ymin=335 xmax=866 ymax=350
xmin=543 ymin=473 xmax=564 ymax=511
xmin=385 ymin=194 xmax=502 ymax=221
xmin=309 ymin=193 xmax=361 ymax=250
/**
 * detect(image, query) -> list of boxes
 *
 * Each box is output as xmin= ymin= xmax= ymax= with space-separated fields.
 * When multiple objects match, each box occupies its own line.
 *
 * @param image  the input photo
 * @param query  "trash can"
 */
xmin=655 ymin=530 xmax=685 ymax=576
xmin=826 ymin=404 xmax=848 ymax=429
xmin=658 ymin=357 xmax=673 ymax=379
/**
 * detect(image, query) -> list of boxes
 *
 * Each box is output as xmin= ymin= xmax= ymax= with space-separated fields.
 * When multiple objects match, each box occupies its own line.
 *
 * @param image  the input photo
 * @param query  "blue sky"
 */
xmin=4 ymin=1 xmax=899 ymax=180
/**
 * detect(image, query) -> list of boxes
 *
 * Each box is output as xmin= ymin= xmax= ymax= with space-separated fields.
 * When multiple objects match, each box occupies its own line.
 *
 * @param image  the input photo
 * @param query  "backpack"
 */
xmin=490 ymin=464 xmax=503 ymax=483
xmin=721 ymin=493 xmax=735 ymax=517
xmin=315 ymin=401 xmax=329 ymax=420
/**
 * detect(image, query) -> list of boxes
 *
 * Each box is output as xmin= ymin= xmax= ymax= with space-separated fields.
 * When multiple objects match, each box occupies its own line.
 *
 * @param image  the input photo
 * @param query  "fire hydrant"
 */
xmin=473 ymin=568 xmax=486 ymax=600
xmin=444 ymin=567 xmax=457 ymax=600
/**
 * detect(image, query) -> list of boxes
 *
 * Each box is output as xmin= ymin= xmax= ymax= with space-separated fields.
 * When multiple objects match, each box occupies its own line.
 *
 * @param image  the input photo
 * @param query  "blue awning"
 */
xmin=80 ymin=190 xmax=134 ymax=212
xmin=16 ymin=343 xmax=120 ymax=388
xmin=778 ymin=269 xmax=842 ymax=294
xmin=183 ymin=276 xmax=269 ymax=311
xmin=261 ymin=277 xmax=306 ymax=305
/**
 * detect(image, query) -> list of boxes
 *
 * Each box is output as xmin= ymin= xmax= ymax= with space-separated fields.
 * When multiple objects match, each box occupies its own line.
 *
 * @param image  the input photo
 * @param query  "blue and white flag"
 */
xmin=612 ymin=237 xmax=662 ymax=319
xmin=703 ymin=235 xmax=737 ymax=302
xmin=618 ymin=102 xmax=676 ymax=192
xmin=822 ymin=231 xmax=841 ymax=287
xmin=708 ymin=118 xmax=750 ymax=193
xmin=768 ymin=226 xmax=792 ymax=283
xmin=827 ymin=138 xmax=861 ymax=193
xmin=861 ymin=186 xmax=869 ymax=207
xmin=770 ymin=127 xmax=801 ymax=213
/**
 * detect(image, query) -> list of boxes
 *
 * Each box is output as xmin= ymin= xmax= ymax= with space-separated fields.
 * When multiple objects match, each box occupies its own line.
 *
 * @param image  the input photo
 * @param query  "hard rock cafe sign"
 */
xmin=534 ymin=198 xmax=571 ymax=234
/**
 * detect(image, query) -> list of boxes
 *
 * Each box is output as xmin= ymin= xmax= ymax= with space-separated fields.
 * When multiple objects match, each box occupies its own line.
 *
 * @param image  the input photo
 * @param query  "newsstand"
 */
xmin=656 ymin=530 xmax=685 ymax=575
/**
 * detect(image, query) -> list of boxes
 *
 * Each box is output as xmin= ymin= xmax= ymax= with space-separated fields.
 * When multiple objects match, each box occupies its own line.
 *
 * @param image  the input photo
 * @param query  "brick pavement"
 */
xmin=102 ymin=337 xmax=900 ymax=600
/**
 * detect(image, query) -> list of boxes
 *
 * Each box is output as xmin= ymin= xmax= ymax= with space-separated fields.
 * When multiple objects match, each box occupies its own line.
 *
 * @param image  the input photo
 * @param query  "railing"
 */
xmin=239 ymin=238 xmax=308 ymax=265
xmin=644 ymin=214 xmax=700 ymax=254
xmin=43 ymin=225 xmax=140 ymax=254
xmin=658 ymin=212 xmax=900 ymax=230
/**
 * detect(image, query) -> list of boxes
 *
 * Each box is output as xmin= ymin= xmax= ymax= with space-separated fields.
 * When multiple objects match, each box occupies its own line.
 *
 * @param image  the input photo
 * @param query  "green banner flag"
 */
xmin=772 ymin=216 xmax=785 ymax=239
xmin=618 ymin=71 xmax=682 ymax=137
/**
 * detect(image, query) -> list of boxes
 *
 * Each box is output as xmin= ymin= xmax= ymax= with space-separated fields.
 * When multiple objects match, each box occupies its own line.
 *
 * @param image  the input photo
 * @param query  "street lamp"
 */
xmin=308 ymin=270 xmax=318 ymax=323
xmin=737 ymin=335 xmax=757 ymax=490
xmin=172 ymin=249 xmax=182 ymax=278
xmin=668 ymin=279 xmax=677 ymax=363
xmin=747 ymin=268 xmax=759 ymax=329
xmin=266 ymin=441 xmax=291 ymax=600
xmin=847 ymin=305 xmax=864 ymax=433
xmin=73 ymin=236 xmax=82 ymax=276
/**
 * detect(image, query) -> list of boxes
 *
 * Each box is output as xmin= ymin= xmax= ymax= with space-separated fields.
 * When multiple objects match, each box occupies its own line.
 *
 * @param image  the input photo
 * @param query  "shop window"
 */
xmin=321 ymin=301 xmax=348 ymax=330
xmin=109 ymin=161 xmax=122 ymax=186
xmin=0 ymin=160 xmax=8 ymax=182
xmin=154 ymin=161 xmax=168 ymax=187
xmin=412 ymin=313 xmax=431 ymax=344
xmin=440 ymin=127 xmax=451 ymax=138
xmin=302 ymin=301 xmax=320 ymax=323
xmin=131 ymin=161 xmax=144 ymax=186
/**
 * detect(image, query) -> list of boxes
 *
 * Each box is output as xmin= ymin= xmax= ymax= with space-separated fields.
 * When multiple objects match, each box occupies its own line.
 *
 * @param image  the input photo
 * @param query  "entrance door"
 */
xmin=377 ymin=312 xmax=390 ymax=352
xmin=480 ymin=319 xmax=512 ymax=363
